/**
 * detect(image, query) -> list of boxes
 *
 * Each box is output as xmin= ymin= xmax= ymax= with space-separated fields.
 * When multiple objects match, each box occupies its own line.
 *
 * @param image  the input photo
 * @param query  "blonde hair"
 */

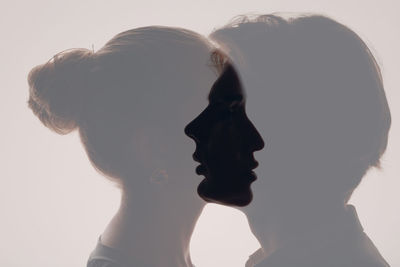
xmin=28 ymin=26 xmax=213 ymax=182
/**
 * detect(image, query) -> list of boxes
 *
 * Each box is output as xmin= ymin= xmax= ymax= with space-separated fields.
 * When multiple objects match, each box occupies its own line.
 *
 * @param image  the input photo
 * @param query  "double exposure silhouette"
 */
xmin=27 ymin=13 xmax=392 ymax=267
xmin=185 ymin=63 xmax=264 ymax=207
xmin=28 ymin=27 xmax=217 ymax=267
xmin=207 ymin=14 xmax=391 ymax=266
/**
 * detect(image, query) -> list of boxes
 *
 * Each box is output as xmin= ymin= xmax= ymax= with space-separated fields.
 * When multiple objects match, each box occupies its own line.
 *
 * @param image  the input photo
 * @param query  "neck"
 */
xmin=252 ymin=201 xmax=347 ymax=260
xmin=101 ymin=186 xmax=205 ymax=267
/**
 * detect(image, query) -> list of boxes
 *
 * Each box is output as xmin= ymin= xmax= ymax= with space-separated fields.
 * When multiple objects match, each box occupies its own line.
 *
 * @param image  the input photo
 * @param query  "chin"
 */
xmin=197 ymin=178 xmax=253 ymax=207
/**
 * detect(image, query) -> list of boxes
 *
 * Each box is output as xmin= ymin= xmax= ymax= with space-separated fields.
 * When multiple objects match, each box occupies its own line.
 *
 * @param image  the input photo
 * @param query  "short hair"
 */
xmin=211 ymin=14 xmax=391 ymax=199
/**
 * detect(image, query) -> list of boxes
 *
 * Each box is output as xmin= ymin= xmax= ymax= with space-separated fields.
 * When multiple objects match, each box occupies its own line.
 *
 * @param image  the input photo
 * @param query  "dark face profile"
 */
xmin=185 ymin=65 xmax=264 ymax=206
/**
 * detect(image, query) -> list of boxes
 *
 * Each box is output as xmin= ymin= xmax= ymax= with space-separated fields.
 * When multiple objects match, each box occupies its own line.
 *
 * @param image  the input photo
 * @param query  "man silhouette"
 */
xmin=209 ymin=14 xmax=391 ymax=267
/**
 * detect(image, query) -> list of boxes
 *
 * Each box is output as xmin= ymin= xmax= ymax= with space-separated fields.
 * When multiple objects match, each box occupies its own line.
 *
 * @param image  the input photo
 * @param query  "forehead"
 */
xmin=208 ymin=65 xmax=245 ymax=103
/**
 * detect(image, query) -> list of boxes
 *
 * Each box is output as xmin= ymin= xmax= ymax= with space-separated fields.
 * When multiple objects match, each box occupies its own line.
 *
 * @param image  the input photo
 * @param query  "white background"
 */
xmin=0 ymin=0 xmax=398 ymax=266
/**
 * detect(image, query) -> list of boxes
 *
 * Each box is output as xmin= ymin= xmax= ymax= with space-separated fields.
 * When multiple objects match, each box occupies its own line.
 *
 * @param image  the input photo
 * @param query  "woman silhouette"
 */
xmin=27 ymin=26 xmax=217 ymax=267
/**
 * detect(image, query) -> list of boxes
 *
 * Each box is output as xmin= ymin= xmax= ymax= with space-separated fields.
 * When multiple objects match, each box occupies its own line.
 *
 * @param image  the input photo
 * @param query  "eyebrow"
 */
xmin=207 ymin=79 xmax=219 ymax=101
xmin=207 ymin=64 xmax=244 ymax=102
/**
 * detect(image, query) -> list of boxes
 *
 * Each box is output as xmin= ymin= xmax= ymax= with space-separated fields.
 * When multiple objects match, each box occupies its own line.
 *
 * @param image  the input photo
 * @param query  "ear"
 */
xmin=130 ymin=126 xmax=168 ymax=175
xmin=150 ymin=169 xmax=169 ymax=185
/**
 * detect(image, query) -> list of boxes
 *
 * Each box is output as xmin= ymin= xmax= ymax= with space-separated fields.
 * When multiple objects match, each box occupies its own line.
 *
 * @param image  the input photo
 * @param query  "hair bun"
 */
xmin=28 ymin=48 xmax=93 ymax=134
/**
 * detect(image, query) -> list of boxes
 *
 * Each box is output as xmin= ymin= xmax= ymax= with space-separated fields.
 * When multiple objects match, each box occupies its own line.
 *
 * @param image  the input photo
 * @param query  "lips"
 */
xmin=192 ymin=152 xmax=201 ymax=163
xmin=247 ymin=170 xmax=257 ymax=182
xmin=249 ymin=158 xmax=259 ymax=170
xmin=193 ymin=151 xmax=207 ymax=175
xmin=249 ymin=160 xmax=259 ymax=182
xmin=196 ymin=164 xmax=207 ymax=175
xmin=193 ymin=151 xmax=259 ymax=176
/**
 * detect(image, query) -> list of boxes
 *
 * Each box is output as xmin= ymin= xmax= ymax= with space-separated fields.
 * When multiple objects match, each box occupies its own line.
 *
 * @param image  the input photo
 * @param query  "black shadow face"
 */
xmin=184 ymin=65 xmax=264 ymax=206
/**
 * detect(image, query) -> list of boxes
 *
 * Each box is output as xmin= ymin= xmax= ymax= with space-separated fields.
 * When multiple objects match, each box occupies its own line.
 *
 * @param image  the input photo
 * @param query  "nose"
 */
xmin=248 ymin=119 xmax=265 ymax=152
xmin=184 ymin=119 xmax=199 ymax=143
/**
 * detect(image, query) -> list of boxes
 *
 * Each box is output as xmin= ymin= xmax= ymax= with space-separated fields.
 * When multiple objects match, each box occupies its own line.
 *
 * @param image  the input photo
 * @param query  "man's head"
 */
xmin=210 ymin=14 xmax=391 ymax=233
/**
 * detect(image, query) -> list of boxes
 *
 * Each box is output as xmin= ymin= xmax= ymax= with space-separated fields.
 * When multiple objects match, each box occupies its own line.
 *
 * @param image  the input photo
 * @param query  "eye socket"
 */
xmin=215 ymin=102 xmax=242 ymax=122
xmin=207 ymin=99 xmax=244 ymax=123
xmin=228 ymin=101 xmax=242 ymax=113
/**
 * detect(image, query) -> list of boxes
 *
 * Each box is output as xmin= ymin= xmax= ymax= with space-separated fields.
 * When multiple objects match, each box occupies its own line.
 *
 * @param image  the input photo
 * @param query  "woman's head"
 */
xmin=210 ymin=14 xmax=391 ymax=219
xmin=28 ymin=27 xmax=217 ymax=196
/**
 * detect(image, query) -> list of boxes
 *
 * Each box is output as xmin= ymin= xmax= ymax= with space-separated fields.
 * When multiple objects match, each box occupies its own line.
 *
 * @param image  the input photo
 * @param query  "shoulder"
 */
xmin=312 ymin=232 xmax=390 ymax=267
xmin=351 ymin=233 xmax=390 ymax=267
xmin=254 ymin=232 xmax=390 ymax=267
xmin=87 ymin=237 xmax=126 ymax=267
